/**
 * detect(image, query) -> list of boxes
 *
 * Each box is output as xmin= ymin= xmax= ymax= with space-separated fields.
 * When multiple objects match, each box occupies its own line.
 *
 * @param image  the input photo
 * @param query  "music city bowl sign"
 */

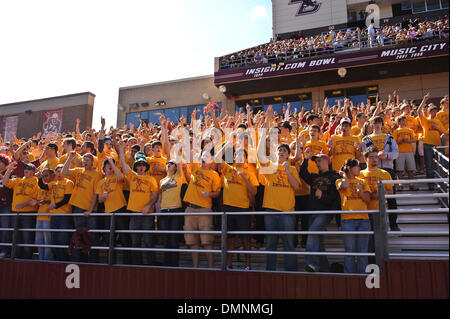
xmin=214 ymin=40 xmax=448 ymax=84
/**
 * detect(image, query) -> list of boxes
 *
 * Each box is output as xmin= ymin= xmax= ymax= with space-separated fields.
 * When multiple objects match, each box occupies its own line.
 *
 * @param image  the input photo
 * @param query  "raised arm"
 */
xmin=108 ymin=157 xmax=124 ymax=182
xmin=14 ymin=140 xmax=31 ymax=161
xmin=117 ymin=140 xmax=131 ymax=176
xmin=62 ymin=151 xmax=76 ymax=177
xmin=2 ymin=162 xmax=17 ymax=187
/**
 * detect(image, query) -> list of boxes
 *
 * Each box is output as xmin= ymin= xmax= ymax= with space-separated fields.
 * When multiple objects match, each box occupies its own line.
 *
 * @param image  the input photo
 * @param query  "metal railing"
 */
xmin=377 ymin=178 xmax=449 ymax=261
xmin=0 ymin=178 xmax=448 ymax=274
xmin=219 ymin=28 xmax=448 ymax=70
xmin=432 ymin=146 xmax=449 ymax=208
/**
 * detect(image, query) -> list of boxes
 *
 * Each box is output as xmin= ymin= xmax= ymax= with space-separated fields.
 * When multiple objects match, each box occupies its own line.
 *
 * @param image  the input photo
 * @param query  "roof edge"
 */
xmin=0 ymin=92 xmax=96 ymax=107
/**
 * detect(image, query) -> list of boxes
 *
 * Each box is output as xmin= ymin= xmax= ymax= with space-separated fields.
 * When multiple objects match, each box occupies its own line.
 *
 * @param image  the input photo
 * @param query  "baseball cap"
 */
xmin=340 ymin=118 xmax=351 ymax=125
xmin=311 ymin=153 xmax=329 ymax=162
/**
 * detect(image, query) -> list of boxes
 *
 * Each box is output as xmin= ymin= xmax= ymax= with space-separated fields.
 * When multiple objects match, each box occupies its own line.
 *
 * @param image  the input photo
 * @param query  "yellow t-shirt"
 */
xmin=6 ymin=177 xmax=39 ymax=212
xmin=160 ymin=174 xmax=183 ymax=209
xmin=336 ymin=177 xmax=370 ymax=220
xmin=48 ymin=178 xmax=74 ymax=214
xmin=68 ymin=168 xmax=102 ymax=210
xmin=330 ymin=135 xmax=359 ymax=172
xmin=292 ymin=159 xmax=310 ymax=197
xmin=146 ymin=156 xmax=167 ymax=192
xmin=96 ymin=175 xmax=127 ymax=213
xmin=436 ymin=110 xmax=449 ymax=131
xmin=259 ymin=162 xmax=301 ymax=212
xmin=37 ymin=188 xmax=52 ymax=221
xmin=126 ymin=171 xmax=158 ymax=213
xmin=350 ymin=125 xmax=363 ymax=137
xmin=183 ymin=165 xmax=222 ymax=209
xmin=402 ymin=115 xmax=420 ymax=134
xmin=304 ymin=140 xmax=329 ymax=174
xmin=222 ymin=163 xmax=259 ymax=209
xmin=359 ymin=168 xmax=393 ymax=210
xmin=392 ymin=128 xmax=415 ymax=153
xmin=419 ymin=116 xmax=445 ymax=146
xmin=59 ymin=153 xmax=82 ymax=169
xmin=38 ymin=157 xmax=60 ymax=172
xmin=368 ymin=133 xmax=387 ymax=153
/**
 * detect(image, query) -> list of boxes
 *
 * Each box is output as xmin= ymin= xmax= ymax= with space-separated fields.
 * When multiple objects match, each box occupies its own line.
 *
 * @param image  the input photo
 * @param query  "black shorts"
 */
xmin=223 ymin=205 xmax=251 ymax=239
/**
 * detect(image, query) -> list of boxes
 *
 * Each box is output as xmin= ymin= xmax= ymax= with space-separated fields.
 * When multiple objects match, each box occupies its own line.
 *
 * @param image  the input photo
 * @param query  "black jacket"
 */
xmin=299 ymin=158 xmax=341 ymax=211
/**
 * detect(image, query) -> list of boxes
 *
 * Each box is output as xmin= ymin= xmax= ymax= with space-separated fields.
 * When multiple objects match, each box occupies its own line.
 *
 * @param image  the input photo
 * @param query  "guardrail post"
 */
xmin=221 ymin=212 xmax=227 ymax=271
xmin=374 ymin=182 xmax=389 ymax=273
xmin=108 ymin=213 xmax=116 ymax=266
xmin=10 ymin=212 xmax=20 ymax=260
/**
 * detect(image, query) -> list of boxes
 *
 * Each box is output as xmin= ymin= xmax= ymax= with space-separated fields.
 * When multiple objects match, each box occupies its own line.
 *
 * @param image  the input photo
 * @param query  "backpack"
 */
xmin=363 ymin=134 xmax=394 ymax=153
xmin=68 ymin=227 xmax=92 ymax=256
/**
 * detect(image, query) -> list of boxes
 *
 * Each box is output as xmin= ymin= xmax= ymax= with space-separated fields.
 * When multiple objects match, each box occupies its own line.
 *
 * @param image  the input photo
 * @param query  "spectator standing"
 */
xmin=2 ymin=162 xmax=39 ymax=259
xmin=300 ymin=151 xmax=340 ymax=273
xmin=182 ymin=151 xmax=221 ymax=268
xmin=336 ymin=159 xmax=371 ymax=274
xmin=62 ymin=151 xmax=102 ymax=262
xmin=118 ymin=143 xmax=158 ymax=266
xmin=362 ymin=116 xmax=400 ymax=230
xmin=0 ymin=154 xmax=13 ymax=258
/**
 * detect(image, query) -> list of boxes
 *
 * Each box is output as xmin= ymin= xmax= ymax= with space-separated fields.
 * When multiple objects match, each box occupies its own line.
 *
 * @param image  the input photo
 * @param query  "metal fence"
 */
xmin=0 ymin=176 xmax=448 ymax=275
xmin=219 ymin=28 xmax=447 ymax=70
xmin=377 ymin=177 xmax=449 ymax=261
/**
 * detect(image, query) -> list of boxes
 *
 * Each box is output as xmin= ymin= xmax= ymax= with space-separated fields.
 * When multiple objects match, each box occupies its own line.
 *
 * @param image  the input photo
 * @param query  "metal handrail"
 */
xmin=381 ymin=178 xmax=448 ymax=184
xmin=1 ymin=176 xmax=448 ymax=273
xmin=384 ymin=193 xmax=449 ymax=199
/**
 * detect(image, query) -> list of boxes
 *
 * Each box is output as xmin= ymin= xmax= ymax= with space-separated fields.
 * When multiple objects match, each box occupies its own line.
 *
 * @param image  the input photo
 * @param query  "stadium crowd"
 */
xmin=0 ymin=92 xmax=448 ymax=273
xmin=220 ymin=16 xmax=449 ymax=69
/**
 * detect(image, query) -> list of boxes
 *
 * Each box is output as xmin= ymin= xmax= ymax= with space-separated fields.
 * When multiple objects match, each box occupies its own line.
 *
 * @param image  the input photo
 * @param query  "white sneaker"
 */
xmin=0 ymin=252 xmax=6 ymax=259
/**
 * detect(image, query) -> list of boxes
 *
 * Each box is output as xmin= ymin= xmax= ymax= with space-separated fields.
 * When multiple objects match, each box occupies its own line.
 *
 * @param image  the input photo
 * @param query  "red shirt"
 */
xmin=0 ymin=169 xmax=13 ymax=209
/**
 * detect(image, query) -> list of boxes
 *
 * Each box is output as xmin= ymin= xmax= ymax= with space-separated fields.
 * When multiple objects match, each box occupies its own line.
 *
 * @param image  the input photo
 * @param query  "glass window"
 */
xmin=401 ymin=1 xmax=412 ymax=10
xmin=427 ymin=0 xmax=441 ymax=9
xmin=302 ymin=100 xmax=313 ymax=111
xmin=412 ymin=0 xmax=426 ymax=12
xmin=349 ymin=95 xmax=368 ymax=105
xmin=165 ymin=108 xmax=180 ymax=124
xmin=148 ymin=110 xmax=164 ymax=125
xmin=125 ymin=112 xmax=141 ymax=129
xmin=179 ymin=107 xmax=188 ymax=123
xmin=442 ymin=0 xmax=449 ymax=8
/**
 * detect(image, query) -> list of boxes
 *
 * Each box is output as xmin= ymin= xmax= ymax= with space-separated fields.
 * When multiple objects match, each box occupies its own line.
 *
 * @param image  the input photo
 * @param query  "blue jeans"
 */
xmin=0 ymin=207 xmax=13 ymax=255
xmin=342 ymin=219 xmax=371 ymax=274
xmin=16 ymin=211 xmax=36 ymax=259
xmin=51 ymin=215 xmax=73 ymax=261
xmin=129 ymin=213 xmax=156 ymax=265
xmin=305 ymin=214 xmax=333 ymax=272
xmin=423 ymin=144 xmax=435 ymax=180
xmin=103 ymin=210 xmax=131 ymax=265
xmin=72 ymin=206 xmax=99 ymax=263
xmin=264 ymin=212 xmax=298 ymax=271
xmin=35 ymin=220 xmax=53 ymax=261
xmin=159 ymin=210 xmax=184 ymax=267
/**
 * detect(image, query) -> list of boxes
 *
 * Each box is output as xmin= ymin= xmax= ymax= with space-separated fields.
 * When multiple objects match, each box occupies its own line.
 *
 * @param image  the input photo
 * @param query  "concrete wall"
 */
xmin=0 ymin=92 xmax=95 ymax=139
xmin=117 ymin=75 xmax=229 ymax=127
xmin=273 ymin=0 xmax=348 ymax=36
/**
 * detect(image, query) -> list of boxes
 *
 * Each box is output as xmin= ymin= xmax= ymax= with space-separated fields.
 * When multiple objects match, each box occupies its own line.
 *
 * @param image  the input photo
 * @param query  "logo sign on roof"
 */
xmin=289 ymin=0 xmax=321 ymax=16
